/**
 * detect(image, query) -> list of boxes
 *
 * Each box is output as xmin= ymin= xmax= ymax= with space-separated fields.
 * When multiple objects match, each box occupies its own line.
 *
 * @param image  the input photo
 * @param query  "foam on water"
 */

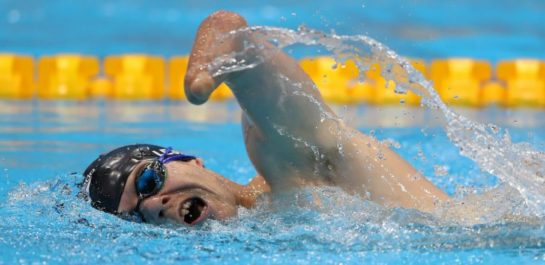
xmin=2 ymin=177 xmax=545 ymax=264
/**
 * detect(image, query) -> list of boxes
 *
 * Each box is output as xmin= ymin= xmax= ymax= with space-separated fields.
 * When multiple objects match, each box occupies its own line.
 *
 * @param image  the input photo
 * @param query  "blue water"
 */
xmin=1 ymin=0 xmax=544 ymax=61
xmin=2 ymin=0 xmax=545 ymax=264
xmin=1 ymin=101 xmax=545 ymax=264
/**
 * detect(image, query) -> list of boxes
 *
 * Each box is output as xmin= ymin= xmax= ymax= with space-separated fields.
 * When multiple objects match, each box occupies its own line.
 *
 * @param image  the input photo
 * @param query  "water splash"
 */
xmin=208 ymin=26 xmax=545 ymax=217
xmin=2 ymin=166 xmax=545 ymax=264
xmin=4 ymin=24 xmax=543 ymax=264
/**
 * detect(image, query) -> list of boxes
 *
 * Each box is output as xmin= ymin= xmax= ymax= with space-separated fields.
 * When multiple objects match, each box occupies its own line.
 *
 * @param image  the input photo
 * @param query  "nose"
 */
xmin=139 ymin=195 xmax=172 ymax=223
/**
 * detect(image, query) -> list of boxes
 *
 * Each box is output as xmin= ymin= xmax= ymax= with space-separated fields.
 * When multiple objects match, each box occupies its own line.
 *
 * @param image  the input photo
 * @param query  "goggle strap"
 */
xmin=162 ymin=154 xmax=196 ymax=164
xmin=158 ymin=147 xmax=174 ymax=163
xmin=158 ymin=146 xmax=196 ymax=164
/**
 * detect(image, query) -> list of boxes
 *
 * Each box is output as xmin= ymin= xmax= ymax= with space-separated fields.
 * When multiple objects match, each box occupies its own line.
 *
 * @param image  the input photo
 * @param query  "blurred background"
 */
xmin=1 ymin=0 xmax=544 ymax=61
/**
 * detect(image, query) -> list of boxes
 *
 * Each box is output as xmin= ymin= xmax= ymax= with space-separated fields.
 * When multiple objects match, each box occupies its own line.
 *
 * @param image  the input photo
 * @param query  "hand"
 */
xmin=184 ymin=11 xmax=248 ymax=104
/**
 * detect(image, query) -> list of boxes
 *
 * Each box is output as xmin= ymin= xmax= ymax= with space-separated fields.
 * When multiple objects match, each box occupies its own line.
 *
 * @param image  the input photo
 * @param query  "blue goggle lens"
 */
xmin=135 ymin=162 xmax=165 ymax=198
xmin=134 ymin=148 xmax=196 ymax=199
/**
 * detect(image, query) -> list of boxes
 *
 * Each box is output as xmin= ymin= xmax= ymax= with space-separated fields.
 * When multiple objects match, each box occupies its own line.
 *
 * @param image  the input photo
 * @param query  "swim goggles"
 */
xmin=132 ymin=147 xmax=196 ymax=219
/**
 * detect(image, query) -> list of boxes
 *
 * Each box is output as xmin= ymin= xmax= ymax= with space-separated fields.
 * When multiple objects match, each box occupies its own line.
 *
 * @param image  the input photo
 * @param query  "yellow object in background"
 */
xmin=497 ymin=59 xmax=545 ymax=107
xmin=38 ymin=54 xmax=98 ymax=100
xmin=0 ymin=54 xmax=34 ymax=99
xmin=300 ymin=57 xmax=345 ymax=102
xmin=3 ymin=53 xmax=545 ymax=107
xmin=105 ymin=54 xmax=165 ymax=100
xmin=168 ymin=56 xmax=189 ymax=100
xmin=431 ymin=58 xmax=491 ymax=107
xmin=300 ymin=57 xmax=373 ymax=104
xmin=370 ymin=60 xmax=423 ymax=106
xmin=481 ymin=81 xmax=506 ymax=106
xmin=341 ymin=60 xmax=374 ymax=104
xmin=169 ymin=56 xmax=233 ymax=101
xmin=209 ymin=83 xmax=234 ymax=100
xmin=89 ymin=77 xmax=113 ymax=98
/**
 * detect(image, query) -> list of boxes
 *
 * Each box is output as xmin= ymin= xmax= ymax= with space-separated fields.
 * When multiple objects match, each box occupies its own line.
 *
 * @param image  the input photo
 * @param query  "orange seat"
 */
xmin=38 ymin=54 xmax=98 ymax=100
xmin=0 ymin=54 xmax=34 ymax=99
xmin=105 ymin=54 xmax=165 ymax=100
xmin=430 ymin=58 xmax=491 ymax=107
xmin=497 ymin=59 xmax=545 ymax=107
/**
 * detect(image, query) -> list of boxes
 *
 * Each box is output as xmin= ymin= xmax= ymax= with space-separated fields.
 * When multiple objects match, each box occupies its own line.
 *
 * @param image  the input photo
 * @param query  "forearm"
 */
xmin=226 ymin=46 xmax=337 ymax=141
xmin=185 ymin=13 xmax=339 ymax=148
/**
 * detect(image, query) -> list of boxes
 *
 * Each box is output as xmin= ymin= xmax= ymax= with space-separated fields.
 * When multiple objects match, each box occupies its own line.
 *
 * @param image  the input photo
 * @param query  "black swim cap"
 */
xmin=82 ymin=144 xmax=167 ymax=214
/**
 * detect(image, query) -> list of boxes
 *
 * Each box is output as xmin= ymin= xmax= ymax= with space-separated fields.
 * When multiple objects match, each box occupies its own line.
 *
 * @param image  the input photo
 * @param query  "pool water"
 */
xmin=2 ymin=0 xmax=545 ymax=264
xmin=2 ymin=0 xmax=545 ymax=61
xmin=1 ymin=101 xmax=545 ymax=264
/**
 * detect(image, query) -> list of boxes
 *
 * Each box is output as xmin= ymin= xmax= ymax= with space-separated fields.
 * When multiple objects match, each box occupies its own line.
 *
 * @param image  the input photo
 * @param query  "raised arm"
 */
xmin=185 ymin=11 xmax=338 ymax=153
xmin=185 ymin=11 xmax=449 ymax=212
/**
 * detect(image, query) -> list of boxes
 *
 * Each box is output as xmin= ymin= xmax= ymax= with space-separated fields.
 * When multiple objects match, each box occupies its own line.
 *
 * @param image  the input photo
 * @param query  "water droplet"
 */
xmin=417 ymin=148 xmax=426 ymax=161
xmin=433 ymin=165 xmax=449 ymax=176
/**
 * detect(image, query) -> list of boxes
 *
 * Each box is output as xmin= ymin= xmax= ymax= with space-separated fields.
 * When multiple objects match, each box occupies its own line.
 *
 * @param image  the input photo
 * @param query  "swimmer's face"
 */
xmin=117 ymin=158 xmax=239 ymax=225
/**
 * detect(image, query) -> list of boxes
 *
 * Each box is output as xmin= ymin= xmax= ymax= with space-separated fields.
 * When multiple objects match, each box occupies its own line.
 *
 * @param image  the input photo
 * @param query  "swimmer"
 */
xmin=82 ymin=11 xmax=450 ymax=225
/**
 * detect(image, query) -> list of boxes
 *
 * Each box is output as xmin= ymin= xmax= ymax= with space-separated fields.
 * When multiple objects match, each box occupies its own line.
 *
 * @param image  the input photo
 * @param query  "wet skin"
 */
xmin=185 ymin=11 xmax=449 ymax=209
xmin=118 ymin=10 xmax=450 ymax=225
xmin=117 ymin=159 xmax=269 ymax=225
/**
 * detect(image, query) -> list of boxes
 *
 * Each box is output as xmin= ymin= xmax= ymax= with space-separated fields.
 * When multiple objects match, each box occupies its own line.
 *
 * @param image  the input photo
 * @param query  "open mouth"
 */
xmin=179 ymin=197 xmax=208 ymax=225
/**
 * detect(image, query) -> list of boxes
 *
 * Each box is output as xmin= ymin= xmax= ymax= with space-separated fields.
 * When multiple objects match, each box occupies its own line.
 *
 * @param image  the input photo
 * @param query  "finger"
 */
xmin=185 ymin=11 xmax=248 ymax=104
